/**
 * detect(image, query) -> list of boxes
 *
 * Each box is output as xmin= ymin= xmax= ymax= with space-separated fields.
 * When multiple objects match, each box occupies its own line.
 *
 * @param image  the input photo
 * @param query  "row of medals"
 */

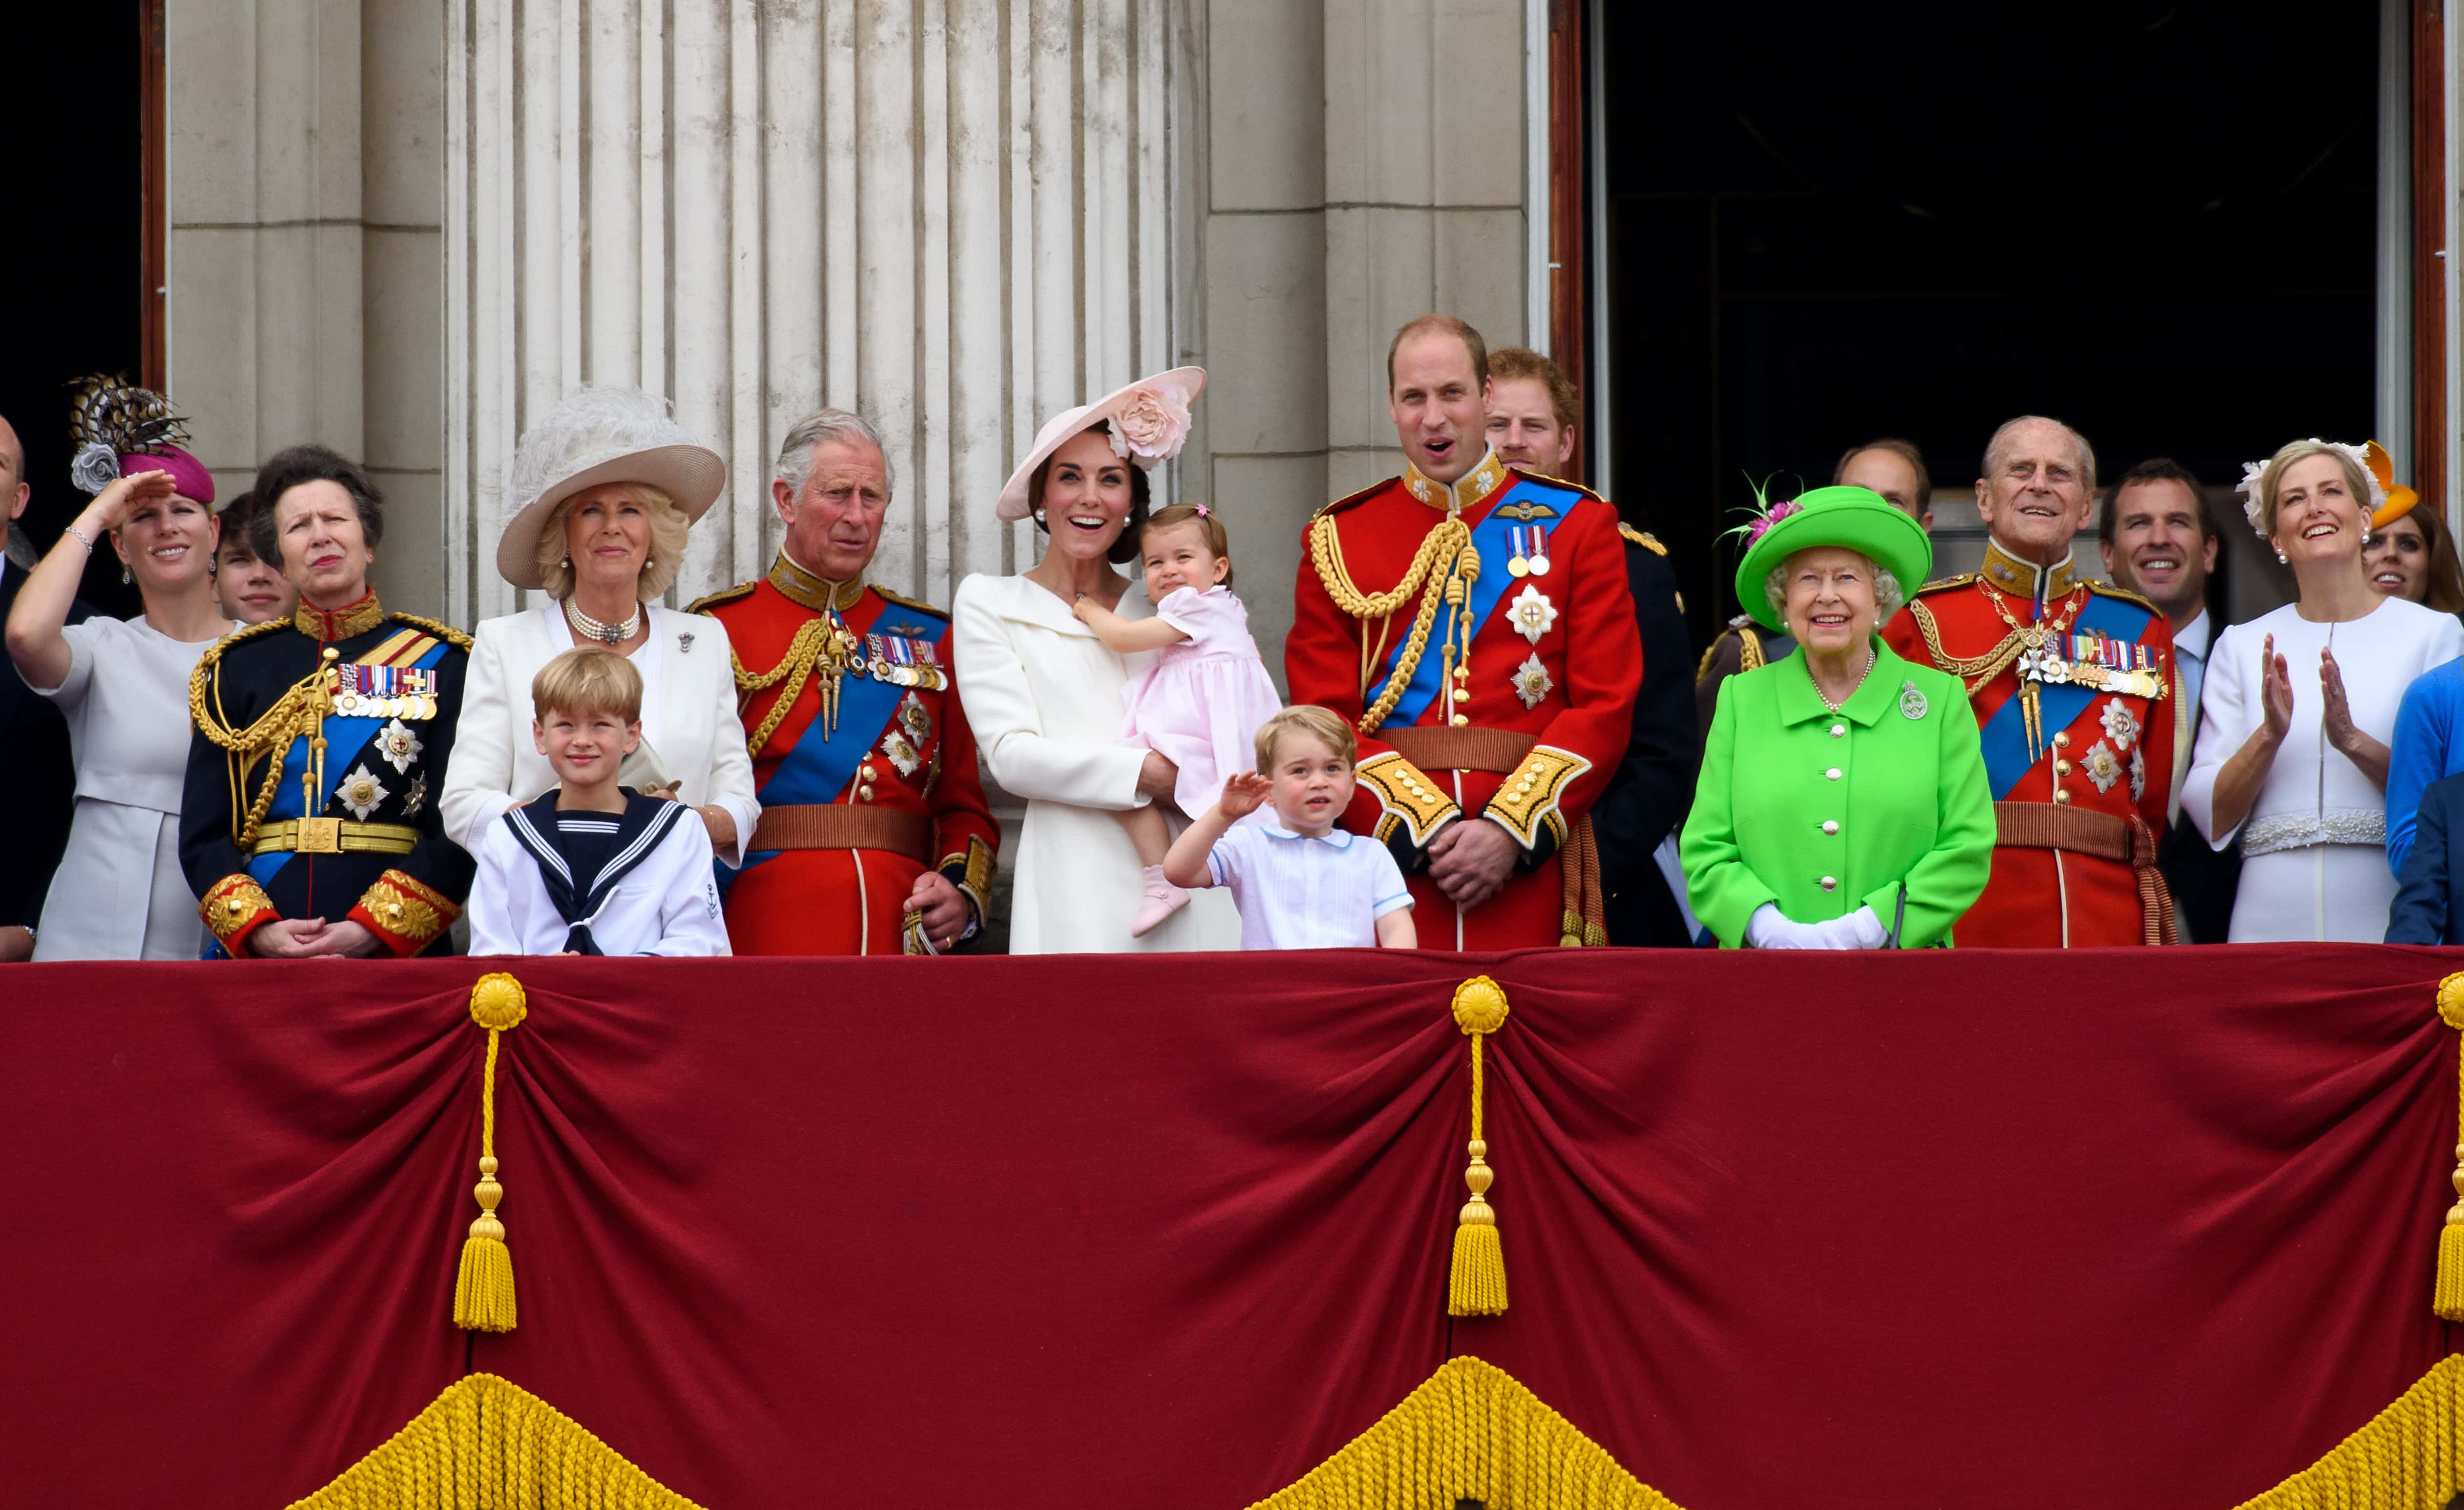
xmin=329 ymin=668 xmax=439 ymax=720
xmin=2017 ymin=626 xmax=2164 ymax=700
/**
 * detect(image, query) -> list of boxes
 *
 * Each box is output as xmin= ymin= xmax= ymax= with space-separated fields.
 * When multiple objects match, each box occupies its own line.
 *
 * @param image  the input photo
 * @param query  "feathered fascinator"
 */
xmin=1721 ymin=473 xmax=1803 ymax=548
xmin=2235 ymin=439 xmax=2380 ymax=539
xmin=64 ymin=373 xmax=213 ymax=504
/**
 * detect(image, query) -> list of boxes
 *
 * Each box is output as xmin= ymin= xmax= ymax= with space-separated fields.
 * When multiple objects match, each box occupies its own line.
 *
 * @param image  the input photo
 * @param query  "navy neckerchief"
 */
xmin=503 ymin=789 xmax=685 ymax=955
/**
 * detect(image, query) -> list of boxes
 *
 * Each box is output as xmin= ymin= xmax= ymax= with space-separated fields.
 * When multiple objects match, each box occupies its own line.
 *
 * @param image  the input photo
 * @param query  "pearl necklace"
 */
xmin=1809 ymin=648 xmax=1877 ymax=713
xmin=564 ymin=598 xmax=643 ymax=646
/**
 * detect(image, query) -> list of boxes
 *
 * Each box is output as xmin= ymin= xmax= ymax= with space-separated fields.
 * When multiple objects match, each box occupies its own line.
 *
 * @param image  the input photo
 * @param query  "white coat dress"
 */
xmin=439 ymin=603 xmax=759 ymax=866
xmin=951 ymin=572 xmax=1240 ymax=954
xmin=2184 ymin=595 xmax=2464 ymax=941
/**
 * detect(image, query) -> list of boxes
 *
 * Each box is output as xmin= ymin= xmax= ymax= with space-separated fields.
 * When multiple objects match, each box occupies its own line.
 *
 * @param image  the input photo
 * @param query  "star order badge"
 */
xmin=2100 ymin=697 xmax=2141 ymax=752
xmin=335 ymin=763 xmax=390 ymax=820
xmin=2082 ymin=740 xmax=2123 ymax=794
xmin=1899 ymin=680 xmax=1928 ymax=720
xmin=881 ymin=728 xmax=922 ymax=777
xmin=374 ymin=717 xmax=424 ymax=775
xmin=898 ymin=691 xmax=933 ymax=745
xmin=1505 ymin=584 xmax=1558 ymax=645
xmin=1511 ymin=652 xmax=1553 ymax=709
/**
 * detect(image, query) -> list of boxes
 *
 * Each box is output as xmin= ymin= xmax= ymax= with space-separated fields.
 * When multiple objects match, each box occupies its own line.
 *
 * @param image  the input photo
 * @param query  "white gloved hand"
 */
xmin=1746 ymin=902 xmax=1816 ymax=949
xmin=1807 ymin=905 xmax=1888 ymax=950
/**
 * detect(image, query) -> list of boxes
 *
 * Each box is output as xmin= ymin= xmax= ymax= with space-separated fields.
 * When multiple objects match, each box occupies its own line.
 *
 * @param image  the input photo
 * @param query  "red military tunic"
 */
xmin=691 ymin=553 xmax=999 ymax=955
xmin=1286 ymin=449 xmax=1641 ymax=950
xmin=1881 ymin=540 xmax=2178 ymax=946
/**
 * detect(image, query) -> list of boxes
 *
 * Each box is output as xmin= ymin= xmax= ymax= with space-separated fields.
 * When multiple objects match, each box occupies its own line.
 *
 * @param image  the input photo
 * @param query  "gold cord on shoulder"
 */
xmin=732 ymin=617 xmax=860 ymax=757
xmin=1307 ymin=513 xmax=1480 ymax=734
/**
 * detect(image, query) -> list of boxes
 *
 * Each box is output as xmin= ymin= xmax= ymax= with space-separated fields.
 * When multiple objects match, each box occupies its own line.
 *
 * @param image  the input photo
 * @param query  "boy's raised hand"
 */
xmin=1218 ymin=771 xmax=1272 ymax=819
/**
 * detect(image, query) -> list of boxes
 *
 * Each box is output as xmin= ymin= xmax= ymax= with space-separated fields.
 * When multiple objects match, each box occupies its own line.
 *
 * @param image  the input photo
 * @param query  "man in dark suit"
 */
xmin=0 ymin=413 xmax=89 ymax=961
xmin=2099 ymin=458 xmax=2238 ymax=943
xmin=1486 ymin=347 xmax=1700 ymax=945
xmin=2388 ymin=772 xmax=2464 ymax=943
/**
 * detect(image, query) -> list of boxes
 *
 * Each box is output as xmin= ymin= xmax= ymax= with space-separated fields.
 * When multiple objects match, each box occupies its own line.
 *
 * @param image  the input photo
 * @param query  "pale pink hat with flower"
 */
xmin=996 ymin=367 xmax=1206 ymax=521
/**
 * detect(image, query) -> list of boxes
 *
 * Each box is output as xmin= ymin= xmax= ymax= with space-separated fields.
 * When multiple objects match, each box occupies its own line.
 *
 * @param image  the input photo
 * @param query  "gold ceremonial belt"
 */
xmin=252 ymin=818 xmax=420 ymax=857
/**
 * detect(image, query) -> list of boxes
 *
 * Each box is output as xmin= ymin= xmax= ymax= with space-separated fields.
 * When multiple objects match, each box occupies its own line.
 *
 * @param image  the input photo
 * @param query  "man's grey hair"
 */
xmin=1981 ymin=414 xmax=2097 ymax=497
xmin=1765 ymin=554 xmax=1905 ymax=624
xmin=775 ymin=409 xmax=894 ymax=496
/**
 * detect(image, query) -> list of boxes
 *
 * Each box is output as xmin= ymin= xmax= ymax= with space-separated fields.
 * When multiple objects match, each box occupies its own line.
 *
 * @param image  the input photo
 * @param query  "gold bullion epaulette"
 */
xmin=1913 ymin=572 xmax=1980 ymax=596
xmin=686 ymin=580 xmax=758 ymax=615
xmin=873 ymin=585 xmax=949 ymax=619
xmin=196 ymin=615 xmax=289 ymax=672
xmin=388 ymin=612 xmax=473 ymax=650
xmin=1312 ymin=479 xmax=1391 ymax=520
xmin=2086 ymin=580 xmax=2162 ymax=615
xmin=1616 ymin=523 xmax=1667 ymax=556
xmin=1505 ymin=466 xmax=1607 ymax=506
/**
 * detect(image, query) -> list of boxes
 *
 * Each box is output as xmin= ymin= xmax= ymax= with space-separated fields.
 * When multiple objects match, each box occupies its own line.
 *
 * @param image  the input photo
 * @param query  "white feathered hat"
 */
xmin=496 ymin=386 xmax=727 ymax=590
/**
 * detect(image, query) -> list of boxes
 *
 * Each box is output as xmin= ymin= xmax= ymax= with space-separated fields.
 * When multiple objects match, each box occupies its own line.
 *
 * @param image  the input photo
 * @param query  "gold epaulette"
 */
xmin=388 ymin=612 xmax=473 ymax=650
xmin=874 ymin=585 xmax=949 ymax=619
xmin=1311 ymin=479 xmax=1390 ymax=519
xmin=1616 ymin=523 xmax=1667 ymax=556
xmin=686 ymin=580 xmax=758 ymax=615
xmin=1693 ymin=623 xmax=1766 ymax=682
xmin=1913 ymin=572 xmax=1980 ymax=595
xmin=2086 ymin=580 xmax=2162 ymax=615
xmin=1505 ymin=466 xmax=1607 ymax=505
xmin=188 ymin=618 xmax=291 ymax=715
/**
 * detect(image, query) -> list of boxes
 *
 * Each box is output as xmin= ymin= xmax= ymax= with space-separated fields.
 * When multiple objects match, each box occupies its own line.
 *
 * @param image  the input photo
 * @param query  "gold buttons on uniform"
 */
xmin=2055 ymin=759 xmax=2072 ymax=776
xmin=860 ymin=764 xmax=878 ymax=782
xmin=2053 ymin=732 xmax=2070 ymax=749
xmin=1825 ymin=767 xmax=1841 ymax=781
xmin=1821 ymin=820 xmax=1839 ymax=835
xmin=1819 ymin=876 xmax=1837 ymax=891
xmin=1450 ymin=714 xmax=1470 ymax=727
xmin=858 ymin=784 xmax=876 ymax=802
xmin=2053 ymin=790 xmax=2071 ymax=805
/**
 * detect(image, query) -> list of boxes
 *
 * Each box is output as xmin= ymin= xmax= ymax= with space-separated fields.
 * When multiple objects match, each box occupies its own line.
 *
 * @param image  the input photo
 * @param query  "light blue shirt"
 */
xmin=2173 ymin=609 xmax=2212 ymax=729
xmin=1207 ymin=820 xmax=1412 ymax=949
xmin=2389 ymin=654 xmax=2464 ymax=875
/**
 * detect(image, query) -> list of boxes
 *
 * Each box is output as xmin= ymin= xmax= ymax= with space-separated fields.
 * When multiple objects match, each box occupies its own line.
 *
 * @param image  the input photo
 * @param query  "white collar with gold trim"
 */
xmin=1401 ymin=448 xmax=1510 ymax=514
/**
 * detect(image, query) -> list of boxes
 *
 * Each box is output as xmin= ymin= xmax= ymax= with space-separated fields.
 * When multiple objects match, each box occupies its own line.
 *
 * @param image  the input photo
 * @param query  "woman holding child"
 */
xmin=1681 ymin=484 xmax=1995 ymax=948
xmin=952 ymin=369 xmax=1245 ymax=953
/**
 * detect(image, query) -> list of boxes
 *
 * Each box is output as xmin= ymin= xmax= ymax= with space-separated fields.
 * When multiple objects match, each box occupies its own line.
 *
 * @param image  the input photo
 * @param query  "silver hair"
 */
xmin=775 ymin=409 xmax=894 ymax=497
xmin=1764 ymin=553 xmax=1905 ymax=624
xmin=1981 ymin=414 xmax=2097 ymax=497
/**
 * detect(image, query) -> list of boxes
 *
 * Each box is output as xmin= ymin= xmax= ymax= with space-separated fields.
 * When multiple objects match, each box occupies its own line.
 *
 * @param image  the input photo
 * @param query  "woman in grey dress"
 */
xmin=2 ymin=381 xmax=235 ymax=960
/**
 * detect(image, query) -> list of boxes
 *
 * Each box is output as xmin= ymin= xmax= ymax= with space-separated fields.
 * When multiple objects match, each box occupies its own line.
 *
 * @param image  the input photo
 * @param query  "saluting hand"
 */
xmin=81 ymin=468 xmax=179 ymax=534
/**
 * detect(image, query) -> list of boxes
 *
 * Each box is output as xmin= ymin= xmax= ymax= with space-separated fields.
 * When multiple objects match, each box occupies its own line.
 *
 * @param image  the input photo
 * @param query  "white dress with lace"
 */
xmin=2183 ymin=596 xmax=2464 ymax=942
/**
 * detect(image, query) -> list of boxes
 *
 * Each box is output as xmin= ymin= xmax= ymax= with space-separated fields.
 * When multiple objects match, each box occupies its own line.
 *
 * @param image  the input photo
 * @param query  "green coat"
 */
xmin=1681 ymin=642 xmax=1994 ymax=948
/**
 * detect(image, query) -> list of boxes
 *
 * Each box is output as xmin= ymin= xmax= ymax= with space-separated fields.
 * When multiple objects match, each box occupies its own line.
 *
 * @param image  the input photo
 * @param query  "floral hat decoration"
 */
xmin=997 ymin=368 xmax=1205 ymax=522
xmin=2235 ymin=439 xmax=2384 ymax=539
xmin=1728 ymin=477 xmax=1932 ymax=635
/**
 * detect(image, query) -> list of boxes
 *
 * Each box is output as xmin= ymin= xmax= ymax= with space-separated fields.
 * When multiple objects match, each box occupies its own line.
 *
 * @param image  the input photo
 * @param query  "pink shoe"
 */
xmin=1130 ymin=864 xmax=1190 ymax=937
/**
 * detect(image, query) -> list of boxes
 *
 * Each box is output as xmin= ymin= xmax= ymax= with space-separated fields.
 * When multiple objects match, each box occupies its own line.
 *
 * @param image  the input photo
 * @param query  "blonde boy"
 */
xmin=1163 ymin=705 xmax=1417 ymax=949
xmin=466 ymin=647 xmax=728 ymax=956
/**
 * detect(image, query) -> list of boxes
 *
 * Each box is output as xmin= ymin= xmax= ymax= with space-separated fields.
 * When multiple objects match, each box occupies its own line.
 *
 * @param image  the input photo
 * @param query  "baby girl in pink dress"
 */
xmin=1072 ymin=502 xmax=1285 ymax=935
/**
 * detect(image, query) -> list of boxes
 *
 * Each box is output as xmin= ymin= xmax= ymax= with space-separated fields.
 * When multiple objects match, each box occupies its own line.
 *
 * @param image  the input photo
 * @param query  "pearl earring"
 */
xmin=2276 ymin=550 xmax=2288 ymax=565
xmin=1032 ymin=507 xmax=1045 ymax=524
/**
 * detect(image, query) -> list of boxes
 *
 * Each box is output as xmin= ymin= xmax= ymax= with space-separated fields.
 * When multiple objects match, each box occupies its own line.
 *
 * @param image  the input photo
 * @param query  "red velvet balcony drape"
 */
xmin=0 ymin=946 xmax=2454 ymax=1508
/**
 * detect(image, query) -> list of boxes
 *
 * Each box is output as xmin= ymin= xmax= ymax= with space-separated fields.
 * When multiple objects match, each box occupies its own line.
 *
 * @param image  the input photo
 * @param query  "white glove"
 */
xmin=1746 ymin=902 xmax=1817 ymax=949
xmin=1808 ymin=905 xmax=1888 ymax=950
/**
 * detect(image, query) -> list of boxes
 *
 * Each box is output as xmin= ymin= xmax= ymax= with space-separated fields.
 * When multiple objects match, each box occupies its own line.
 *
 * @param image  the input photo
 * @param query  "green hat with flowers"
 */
xmin=1731 ymin=483 xmax=1933 ymax=634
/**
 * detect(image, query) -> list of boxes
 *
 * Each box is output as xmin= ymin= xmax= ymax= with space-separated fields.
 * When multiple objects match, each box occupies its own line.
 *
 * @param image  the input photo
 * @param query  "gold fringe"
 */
xmin=1449 ymin=977 xmax=1512 ymax=1318
xmin=284 ymin=1372 xmax=706 ymax=1510
xmin=2230 ymin=1355 xmax=2464 ymax=1509
xmin=455 ymin=974 xmax=528 ymax=1333
xmin=2435 ymin=975 xmax=2464 ymax=1321
xmin=1244 ymin=1356 xmax=1683 ymax=1510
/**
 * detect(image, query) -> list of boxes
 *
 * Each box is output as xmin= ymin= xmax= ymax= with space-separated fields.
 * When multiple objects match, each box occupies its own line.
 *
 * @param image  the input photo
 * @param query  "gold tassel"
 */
xmin=2435 ymin=974 xmax=2464 ymax=1321
xmin=454 ymin=972 xmax=528 ymax=1333
xmin=1448 ymin=976 xmax=1512 ymax=1318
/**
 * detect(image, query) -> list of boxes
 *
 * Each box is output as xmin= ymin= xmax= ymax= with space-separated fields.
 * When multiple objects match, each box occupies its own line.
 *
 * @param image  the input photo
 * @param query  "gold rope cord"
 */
xmin=189 ymin=659 xmax=333 ymax=848
xmin=284 ymin=1373 xmax=706 ymax=1510
xmin=453 ymin=974 xmax=527 ymax=1333
xmin=2432 ymin=974 xmax=2464 ymax=1320
xmin=733 ymin=618 xmax=843 ymax=759
xmin=1448 ymin=976 xmax=1510 ymax=1317
xmin=1308 ymin=513 xmax=1477 ymax=734
xmin=1903 ymin=600 xmax=2030 ymax=694
xmin=2229 ymin=1354 xmax=2464 ymax=1509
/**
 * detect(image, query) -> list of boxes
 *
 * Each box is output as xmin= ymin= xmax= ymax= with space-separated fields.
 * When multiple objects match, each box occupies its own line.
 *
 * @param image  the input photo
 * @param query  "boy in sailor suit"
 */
xmin=466 ymin=648 xmax=729 ymax=957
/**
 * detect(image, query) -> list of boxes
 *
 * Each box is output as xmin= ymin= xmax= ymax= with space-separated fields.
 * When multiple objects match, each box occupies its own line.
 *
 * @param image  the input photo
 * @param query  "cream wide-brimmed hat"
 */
xmin=995 ymin=367 xmax=1206 ymax=522
xmin=495 ymin=386 xmax=727 ymax=590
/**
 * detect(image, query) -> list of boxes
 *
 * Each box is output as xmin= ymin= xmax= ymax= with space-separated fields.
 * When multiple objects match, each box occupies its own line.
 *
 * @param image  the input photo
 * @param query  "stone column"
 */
xmin=443 ymin=0 xmax=1191 ymax=625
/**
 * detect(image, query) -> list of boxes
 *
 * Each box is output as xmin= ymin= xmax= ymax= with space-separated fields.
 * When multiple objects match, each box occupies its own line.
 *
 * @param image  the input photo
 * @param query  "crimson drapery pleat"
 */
xmin=0 ymin=947 xmax=2455 ymax=1509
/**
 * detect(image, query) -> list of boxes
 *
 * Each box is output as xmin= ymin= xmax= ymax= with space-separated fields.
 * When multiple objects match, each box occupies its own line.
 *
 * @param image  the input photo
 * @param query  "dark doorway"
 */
xmin=1597 ymin=3 xmax=2380 ymax=644
xmin=1 ymin=4 xmax=147 ymax=618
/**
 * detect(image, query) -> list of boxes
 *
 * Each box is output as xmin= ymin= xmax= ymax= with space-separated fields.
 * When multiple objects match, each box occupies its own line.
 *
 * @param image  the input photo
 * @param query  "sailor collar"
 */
xmin=1261 ymin=821 xmax=1354 ymax=848
xmin=292 ymin=592 xmax=386 ymax=642
xmin=1980 ymin=538 xmax=2079 ymax=603
xmin=769 ymin=548 xmax=868 ymax=613
xmin=1402 ymin=448 xmax=1510 ymax=515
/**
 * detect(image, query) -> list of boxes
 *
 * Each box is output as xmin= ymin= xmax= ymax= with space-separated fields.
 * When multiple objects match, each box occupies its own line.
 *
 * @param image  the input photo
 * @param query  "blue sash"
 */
xmin=728 ymin=641 xmax=925 ymax=889
xmin=1977 ymin=592 xmax=2157 ymax=798
xmin=1362 ymin=479 xmax=1568 ymax=729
